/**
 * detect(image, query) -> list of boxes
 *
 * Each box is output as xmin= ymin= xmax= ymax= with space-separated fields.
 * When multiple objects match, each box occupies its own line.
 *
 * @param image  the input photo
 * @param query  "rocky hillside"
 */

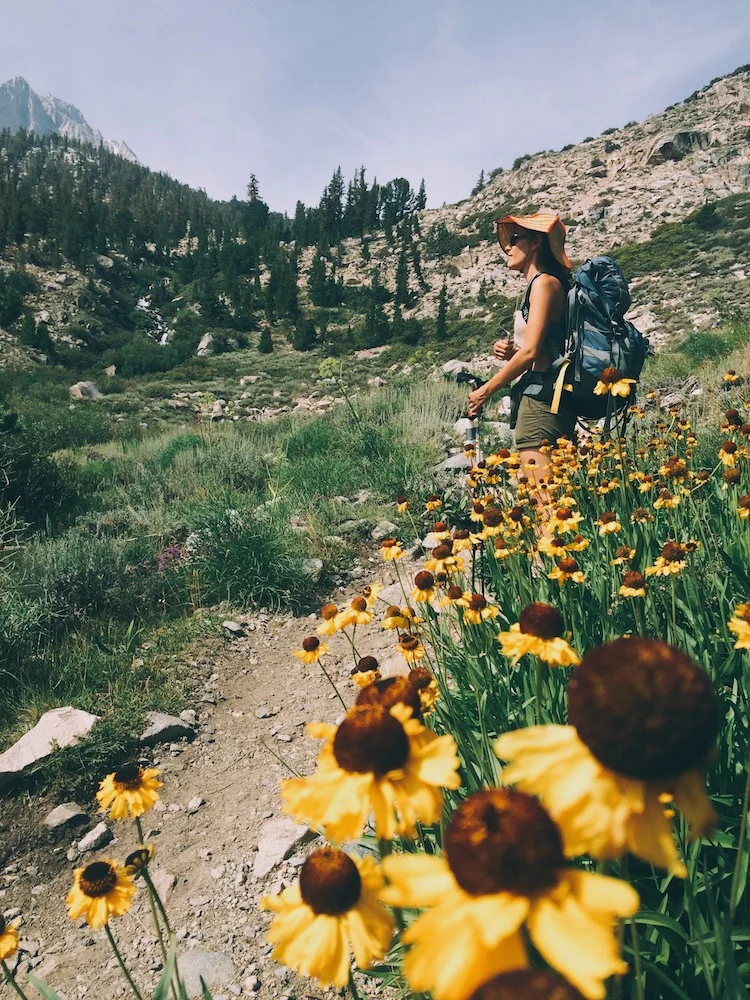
xmin=320 ymin=66 xmax=750 ymax=346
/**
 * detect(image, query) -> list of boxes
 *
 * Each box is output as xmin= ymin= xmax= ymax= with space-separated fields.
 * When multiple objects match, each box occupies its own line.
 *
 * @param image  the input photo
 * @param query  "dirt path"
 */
xmin=0 ymin=557 xmax=417 ymax=1000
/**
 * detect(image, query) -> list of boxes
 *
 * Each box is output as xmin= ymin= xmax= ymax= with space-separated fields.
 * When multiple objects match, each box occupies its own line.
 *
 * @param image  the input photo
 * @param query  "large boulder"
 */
xmin=646 ymin=130 xmax=712 ymax=165
xmin=0 ymin=708 xmax=100 ymax=789
xmin=69 ymin=382 xmax=103 ymax=401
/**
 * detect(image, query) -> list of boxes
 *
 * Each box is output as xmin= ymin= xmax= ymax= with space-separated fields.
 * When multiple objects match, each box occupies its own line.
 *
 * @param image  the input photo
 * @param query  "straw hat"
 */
xmin=495 ymin=211 xmax=571 ymax=269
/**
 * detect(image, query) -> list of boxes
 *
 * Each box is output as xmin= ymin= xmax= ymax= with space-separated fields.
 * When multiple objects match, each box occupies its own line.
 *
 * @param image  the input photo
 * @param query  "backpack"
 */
xmin=548 ymin=256 xmax=652 ymax=420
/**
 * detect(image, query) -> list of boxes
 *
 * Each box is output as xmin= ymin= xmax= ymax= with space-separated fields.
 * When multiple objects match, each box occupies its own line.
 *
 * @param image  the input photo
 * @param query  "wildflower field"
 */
xmin=3 ymin=350 xmax=750 ymax=1000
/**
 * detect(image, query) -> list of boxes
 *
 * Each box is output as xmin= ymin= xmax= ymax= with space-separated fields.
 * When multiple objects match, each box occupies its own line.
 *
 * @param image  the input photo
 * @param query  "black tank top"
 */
xmin=521 ymin=273 xmax=567 ymax=360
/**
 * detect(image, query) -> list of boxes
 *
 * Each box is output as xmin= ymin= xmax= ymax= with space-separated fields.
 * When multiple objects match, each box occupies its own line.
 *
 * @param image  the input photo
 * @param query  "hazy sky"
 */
xmin=1 ymin=0 xmax=749 ymax=214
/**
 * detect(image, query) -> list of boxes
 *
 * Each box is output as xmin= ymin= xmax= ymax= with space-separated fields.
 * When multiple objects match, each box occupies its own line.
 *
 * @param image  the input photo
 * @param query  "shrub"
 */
xmin=511 ymin=154 xmax=532 ymax=170
xmin=678 ymin=330 xmax=730 ymax=363
xmin=604 ymin=139 xmax=621 ymax=153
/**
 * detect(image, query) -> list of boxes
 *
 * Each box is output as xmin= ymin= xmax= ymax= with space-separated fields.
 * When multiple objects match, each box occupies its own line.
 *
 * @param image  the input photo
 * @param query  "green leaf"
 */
xmin=27 ymin=976 xmax=65 ymax=1000
xmin=635 ymin=910 xmax=691 ymax=942
xmin=152 ymin=939 xmax=178 ymax=1000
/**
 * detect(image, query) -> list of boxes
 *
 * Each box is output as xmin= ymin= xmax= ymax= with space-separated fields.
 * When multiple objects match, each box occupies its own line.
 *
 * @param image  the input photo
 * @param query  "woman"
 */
xmin=467 ymin=212 xmax=574 ymax=486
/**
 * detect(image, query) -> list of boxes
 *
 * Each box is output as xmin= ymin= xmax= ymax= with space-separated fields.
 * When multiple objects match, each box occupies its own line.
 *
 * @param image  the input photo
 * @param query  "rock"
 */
xmin=434 ymin=454 xmax=472 ymax=472
xmin=69 ymin=381 xmax=103 ymax=401
xmin=140 ymin=712 xmax=196 ymax=748
xmin=179 ymin=709 xmax=197 ymax=725
xmin=196 ymin=333 xmax=214 ymax=356
xmin=367 ymin=376 xmax=386 ymax=387
xmin=453 ymin=417 xmax=474 ymax=435
xmin=0 ymin=707 xmax=100 ymax=789
xmin=43 ymin=802 xmax=87 ymax=830
xmin=36 ymin=310 xmax=51 ymax=324
xmin=354 ymin=345 xmax=390 ymax=359
xmin=338 ymin=519 xmax=370 ymax=537
xmin=167 ymin=398 xmax=192 ymax=410
xmin=186 ymin=796 xmax=204 ymax=815
xmin=371 ymin=520 xmax=399 ymax=542
xmin=77 ymin=822 xmax=112 ymax=854
xmin=442 ymin=359 xmax=473 ymax=377
xmin=104 ymin=364 xmax=117 ymax=377
xmin=301 ymin=558 xmax=323 ymax=581
xmin=239 ymin=374 xmax=261 ymax=384
xmin=646 ymin=129 xmax=712 ymax=165
xmin=222 ymin=620 xmax=245 ymax=636
xmin=253 ymin=817 xmax=317 ymax=879
xmin=149 ymin=866 xmax=176 ymax=900
xmin=177 ymin=949 xmax=237 ymax=999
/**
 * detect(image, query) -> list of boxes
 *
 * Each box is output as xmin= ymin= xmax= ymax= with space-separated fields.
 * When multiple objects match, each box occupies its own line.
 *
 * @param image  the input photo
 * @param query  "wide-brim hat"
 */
xmin=495 ymin=212 xmax=571 ymax=270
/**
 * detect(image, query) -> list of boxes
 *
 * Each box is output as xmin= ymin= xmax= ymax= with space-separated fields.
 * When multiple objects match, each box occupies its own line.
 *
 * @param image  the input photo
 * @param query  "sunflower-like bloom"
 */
xmin=451 ymin=529 xmax=473 ymax=553
xmin=723 ymin=369 xmax=742 ymax=384
xmin=356 ymin=669 xmax=438 ymax=718
xmin=425 ymin=494 xmax=443 ymax=511
xmin=645 ymin=541 xmax=687 ymax=577
xmin=439 ymin=585 xmax=470 ymax=608
xmin=728 ymin=602 xmax=750 ymax=648
xmin=381 ymin=605 xmax=411 ymax=630
xmin=568 ymin=533 xmax=590 ymax=553
xmin=430 ymin=521 xmax=451 ymax=542
xmin=351 ymin=656 xmax=381 ymax=689
xmin=619 ymin=571 xmax=646 ymax=598
xmin=97 ymin=765 xmax=162 ymax=821
xmin=593 ymin=368 xmax=636 ymax=398
xmin=548 ymin=558 xmax=585 ymax=585
xmin=630 ymin=507 xmax=654 ymax=525
xmin=397 ymin=495 xmax=409 ymax=513
xmin=0 ymin=915 xmax=19 ymax=961
xmin=497 ymin=604 xmax=580 ymax=667
xmin=318 ymin=603 xmax=343 ymax=636
xmin=293 ymin=636 xmax=330 ymax=664
xmin=425 ymin=543 xmax=464 ymax=576
xmin=337 ymin=597 xmax=374 ymax=628
xmin=282 ymin=703 xmax=460 ymax=841
xmin=398 ymin=634 xmax=425 ymax=662
xmin=547 ymin=506 xmax=583 ymax=535
xmin=263 ymin=847 xmax=393 ymax=988
xmin=537 ymin=536 xmax=570 ymax=559
xmin=738 ymin=495 xmax=750 ymax=519
xmin=381 ymin=788 xmax=638 ymax=1000
xmin=495 ymin=638 xmax=718 ymax=876
xmin=412 ymin=571 xmax=437 ymax=604
xmin=362 ymin=583 xmax=383 ymax=609
xmin=469 ymin=969 xmax=586 ymax=1000
xmin=124 ymin=843 xmax=156 ymax=876
xmin=654 ymin=489 xmax=680 ymax=510
xmin=67 ymin=859 xmax=138 ymax=928
xmin=381 ymin=538 xmax=405 ymax=561
xmin=719 ymin=440 xmax=739 ymax=467
xmin=596 ymin=512 xmax=621 ymax=536
xmin=610 ymin=546 xmax=635 ymax=566
xmin=458 ymin=593 xmax=500 ymax=625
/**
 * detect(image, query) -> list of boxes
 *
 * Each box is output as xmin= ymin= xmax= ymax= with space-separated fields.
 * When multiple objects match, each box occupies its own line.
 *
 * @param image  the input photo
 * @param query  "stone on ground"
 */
xmin=177 ymin=949 xmax=236 ymax=999
xmin=253 ymin=816 xmax=317 ymax=879
xmin=43 ymin=803 xmax=87 ymax=830
xmin=140 ymin=712 xmax=195 ymax=747
xmin=0 ymin=707 xmax=100 ymax=789
xmin=77 ymin=822 xmax=112 ymax=854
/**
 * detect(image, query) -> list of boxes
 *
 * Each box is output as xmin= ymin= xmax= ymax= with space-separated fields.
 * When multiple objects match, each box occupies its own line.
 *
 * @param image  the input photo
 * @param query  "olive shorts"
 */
xmin=514 ymin=394 xmax=576 ymax=451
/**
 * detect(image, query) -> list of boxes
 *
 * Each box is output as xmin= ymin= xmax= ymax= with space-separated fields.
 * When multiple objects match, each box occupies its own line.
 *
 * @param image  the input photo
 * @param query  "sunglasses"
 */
xmin=508 ymin=231 xmax=534 ymax=246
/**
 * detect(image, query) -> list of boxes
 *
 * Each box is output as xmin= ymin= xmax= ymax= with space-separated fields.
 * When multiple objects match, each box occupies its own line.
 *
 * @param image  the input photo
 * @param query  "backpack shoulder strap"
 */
xmin=520 ymin=273 xmax=543 ymax=320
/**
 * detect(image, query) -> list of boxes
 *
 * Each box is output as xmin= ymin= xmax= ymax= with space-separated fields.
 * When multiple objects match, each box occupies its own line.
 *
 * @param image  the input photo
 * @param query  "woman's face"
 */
xmin=502 ymin=228 xmax=539 ymax=272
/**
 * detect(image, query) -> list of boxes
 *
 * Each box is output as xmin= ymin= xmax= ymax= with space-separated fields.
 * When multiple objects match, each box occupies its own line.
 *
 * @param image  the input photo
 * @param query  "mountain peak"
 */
xmin=0 ymin=77 xmax=138 ymax=162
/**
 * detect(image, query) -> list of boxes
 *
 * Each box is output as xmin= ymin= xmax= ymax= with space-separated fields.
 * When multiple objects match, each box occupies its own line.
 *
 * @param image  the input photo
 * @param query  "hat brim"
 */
xmin=495 ymin=213 xmax=571 ymax=270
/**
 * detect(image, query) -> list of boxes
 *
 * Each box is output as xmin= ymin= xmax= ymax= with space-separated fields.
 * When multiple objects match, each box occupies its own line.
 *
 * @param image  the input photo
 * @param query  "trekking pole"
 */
xmin=456 ymin=371 xmax=488 ymax=593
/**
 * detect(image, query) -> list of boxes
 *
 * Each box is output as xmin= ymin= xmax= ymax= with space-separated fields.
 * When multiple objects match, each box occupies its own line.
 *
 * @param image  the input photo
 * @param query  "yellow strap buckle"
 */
xmin=551 ymin=360 xmax=572 ymax=415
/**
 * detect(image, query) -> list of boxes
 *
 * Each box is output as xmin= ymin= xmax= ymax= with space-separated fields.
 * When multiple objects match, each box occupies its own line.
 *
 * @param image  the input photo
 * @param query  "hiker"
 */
xmin=467 ymin=211 xmax=574 ymax=487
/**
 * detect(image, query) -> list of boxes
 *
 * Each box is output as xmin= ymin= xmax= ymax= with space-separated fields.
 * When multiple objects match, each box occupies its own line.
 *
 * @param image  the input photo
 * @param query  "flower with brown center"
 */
xmin=439 ymin=585 xmax=470 ymax=607
xmin=425 ymin=543 xmax=464 ymax=576
xmin=722 ymin=467 xmax=742 ymax=488
xmin=337 ymin=596 xmax=374 ymax=629
xmin=568 ymin=533 xmax=590 ymax=552
xmin=97 ymin=764 xmax=162 ymax=821
xmin=451 ymin=528 xmax=473 ymax=552
xmin=630 ymin=507 xmax=654 ymax=525
xmin=610 ymin=546 xmax=635 ymax=567
xmin=318 ymin=603 xmax=343 ymax=636
xmin=481 ymin=507 xmax=505 ymax=537
xmin=596 ymin=512 xmax=621 ymax=535
xmin=281 ymin=703 xmax=460 ymax=841
xmin=411 ymin=570 xmax=436 ymax=604
xmin=497 ymin=603 xmax=580 ymax=667
xmin=654 ymin=488 xmax=680 ymax=510
xmin=431 ymin=520 xmax=451 ymax=541
xmin=737 ymin=494 xmax=750 ymax=519
xmin=661 ymin=457 xmax=689 ymax=481
xmin=547 ymin=506 xmax=583 ymax=535
xmin=67 ymin=859 xmax=137 ymax=928
xmin=262 ymin=847 xmax=393 ymax=988
xmin=548 ymin=558 xmax=585 ymax=585
xmin=381 ymin=605 xmax=412 ymax=630
xmin=0 ymin=914 xmax=19 ymax=962
xmin=593 ymin=367 xmax=636 ymax=397
xmin=537 ymin=536 xmax=570 ymax=558
xmin=350 ymin=656 xmax=381 ymax=689
xmin=496 ymin=637 xmax=718 ymax=876
xmin=397 ymin=495 xmax=409 ymax=513
xmin=293 ymin=635 xmax=330 ymax=664
xmin=728 ymin=602 xmax=750 ymax=648
xmin=469 ymin=970 xmax=585 ymax=1000
xmin=457 ymin=593 xmax=500 ymax=625
xmin=425 ymin=494 xmax=443 ymax=511
xmin=380 ymin=788 xmax=638 ymax=1000
xmin=723 ymin=369 xmax=742 ymax=384
xmin=123 ymin=844 xmax=156 ymax=876
xmin=381 ymin=537 xmax=405 ymax=561
xmin=719 ymin=440 xmax=740 ymax=467
xmin=645 ymin=540 xmax=687 ymax=577
xmin=398 ymin=634 xmax=425 ymax=662
xmin=619 ymin=571 xmax=646 ymax=598
xmin=357 ymin=676 xmax=423 ymax=718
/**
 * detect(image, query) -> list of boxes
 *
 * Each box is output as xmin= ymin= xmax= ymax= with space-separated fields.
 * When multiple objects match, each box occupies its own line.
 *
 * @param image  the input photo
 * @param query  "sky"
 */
xmin=1 ymin=0 xmax=749 ymax=214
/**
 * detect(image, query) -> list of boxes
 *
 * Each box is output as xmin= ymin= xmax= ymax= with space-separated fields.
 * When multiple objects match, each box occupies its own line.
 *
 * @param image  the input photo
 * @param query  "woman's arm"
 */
xmin=468 ymin=275 xmax=563 ymax=416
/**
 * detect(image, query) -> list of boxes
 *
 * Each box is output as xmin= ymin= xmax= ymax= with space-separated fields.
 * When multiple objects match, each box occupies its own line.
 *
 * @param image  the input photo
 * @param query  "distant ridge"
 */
xmin=0 ymin=76 xmax=138 ymax=162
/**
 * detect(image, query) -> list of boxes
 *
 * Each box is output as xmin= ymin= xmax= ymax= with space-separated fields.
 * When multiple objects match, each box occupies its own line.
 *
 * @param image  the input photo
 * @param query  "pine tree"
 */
xmin=471 ymin=170 xmax=486 ymax=196
xmin=478 ymin=277 xmax=488 ymax=304
xmin=308 ymin=254 xmax=328 ymax=306
xmin=292 ymin=316 xmax=317 ymax=351
xmin=416 ymin=178 xmax=427 ymax=211
xmin=247 ymin=174 xmax=260 ymax=201
xmin=258 ymin=326 xmax=273 ymax=353
xmin=394 ymin=250 xmax=410 ymax=306
xmin=436 ymin=281 xmax=448 ymax=341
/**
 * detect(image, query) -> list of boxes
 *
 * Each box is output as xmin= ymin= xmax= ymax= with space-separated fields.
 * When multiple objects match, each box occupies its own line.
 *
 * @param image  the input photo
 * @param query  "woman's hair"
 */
xmin=535 ymin=233 xmax=571 ymax=289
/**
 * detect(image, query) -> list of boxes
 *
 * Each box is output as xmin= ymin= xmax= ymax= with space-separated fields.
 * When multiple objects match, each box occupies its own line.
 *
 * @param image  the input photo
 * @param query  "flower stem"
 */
xmin=1 ymin=960 xmax=31 ymax=1000
xmin=317 ymin=657 xmax=348 ymax=712
xmin=730 ymin=757 xmax=750 ymax=923
xmin=105 ymin=924 xmax=144 ymax=1000
xmin=534 ymin=657 xmax=544 ymax=725
xmin=347 ymin=971 xmax=362 ymax=1000
xmin=621 ymin=857 xmax=645 ymax=1000
xmin=377 ymin=839 xmax=406 ymax=935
